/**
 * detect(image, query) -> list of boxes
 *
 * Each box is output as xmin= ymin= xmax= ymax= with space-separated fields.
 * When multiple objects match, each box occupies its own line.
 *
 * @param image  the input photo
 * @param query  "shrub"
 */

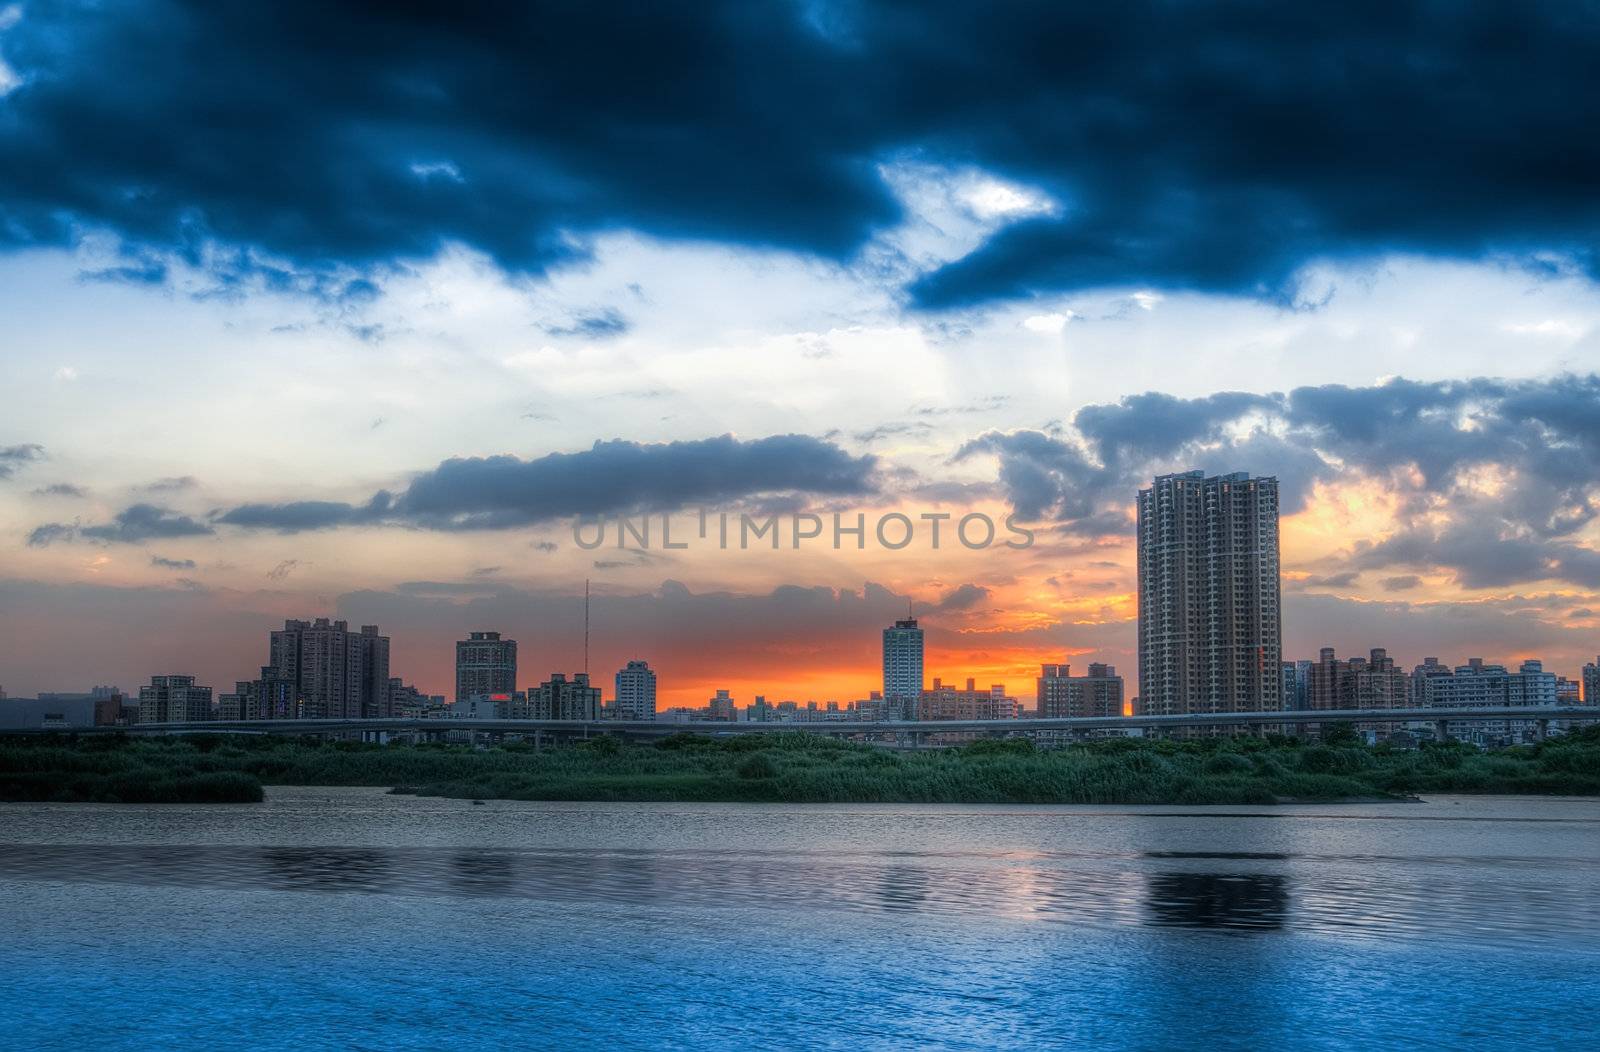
xmin=736 ymin=753 xmax=780 ymax=779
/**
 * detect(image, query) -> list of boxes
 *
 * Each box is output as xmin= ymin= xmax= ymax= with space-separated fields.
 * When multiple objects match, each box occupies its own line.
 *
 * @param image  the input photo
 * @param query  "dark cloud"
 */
xmin=32 ymin=483 xmax=87 ymax=498
xmin=544 ymin=309 xmax=630 ymax=340
xmin=28 ymin=505 xmax=212 ymax=546
xmin=936 ymin=583 xmax=991 ymax=611
xmin=216 ymin=494 xmax=393 ymax=533
xmin=25 ymin=522 xmax=76 ymax=548
xmin=0 ymin=444 xmax=43 ymax=479
xmin=151 ymin=555 xmax=198 ymax=570
xmin=1301 ymin=572 xmax=1360 ymax=590
xmin=962 ymin=375 xmax=1600 ymax=586
xmin=3 ymin=5 xmax=1599 ymax=304
xmin=81 ymin=505 xmax=214 ymax=543
xmin=266 ymin=560 xmax=301 ymax=582
xmin=853 ymin=421 xmax=934 ymax=445
xmin=142 ymin=476 xmax=197 ymax=492
xmin=1382 ymin=575 xmax=1422 ymax=592
xmin=215 ymin=434 xmax=876 ymax=533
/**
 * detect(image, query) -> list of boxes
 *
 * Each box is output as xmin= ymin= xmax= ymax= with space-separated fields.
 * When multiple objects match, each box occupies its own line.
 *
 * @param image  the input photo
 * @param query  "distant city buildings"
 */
xmin=882 ymin=616 xmax=924 ymax=718
xmin=1137 ymin=471 xmax=1283 ymax=719
xmin=1037 ymin=663 xmax=1125 ymax=719
xmin=1411 ymin=657 xmax=1558 ymax=742
xmin=708 ymin=689 xmax=736 ymax=721
xmin=918 ymin=678 xmax=1018 ymax=721
xmin=1307 ymin=647 xmax=1410 ymax=711
xmin=529 ymin=673 xmax=601 ymax=721
xmin=1584 ymin=657 xmax=1600 ymax=705
xmin=615 ymin=660 xmax=657 ymax=721
xmin=269 ymin=618 xmax=391 ymax=719
xmin=456 ymin=631 xmax=517 ymax=703
xmin=138 ymin=675 xmax=212 ymax=723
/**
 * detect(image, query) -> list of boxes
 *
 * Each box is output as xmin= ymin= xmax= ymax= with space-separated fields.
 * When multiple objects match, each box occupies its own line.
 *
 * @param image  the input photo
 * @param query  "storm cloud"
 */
xmin=0 ymin=444 xmax=43 ymax=479
xmin=2 ymin=4 xmax=1598 ymax=303
xmin=211 ymin=434 xmax=878 ymax=534
xmin=962 ymin=373 xmax=1600 ymax=588
xmin=28 ymin=504 xmax=215 ymax=546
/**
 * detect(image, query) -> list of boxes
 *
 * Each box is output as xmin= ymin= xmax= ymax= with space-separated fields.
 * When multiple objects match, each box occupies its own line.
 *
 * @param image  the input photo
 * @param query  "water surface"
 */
xmin=2 ymin=789 xmax=1596 ymax=1049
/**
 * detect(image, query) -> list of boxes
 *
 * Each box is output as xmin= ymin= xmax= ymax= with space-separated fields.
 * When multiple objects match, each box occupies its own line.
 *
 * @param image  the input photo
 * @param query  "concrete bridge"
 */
xmin=10 ymin=705 xmax=1596 ymax=744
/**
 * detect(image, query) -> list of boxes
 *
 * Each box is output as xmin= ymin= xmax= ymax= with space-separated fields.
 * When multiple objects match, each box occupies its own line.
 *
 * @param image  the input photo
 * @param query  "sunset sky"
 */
xmin=3 ymin=4 xmax=1600 ymax=706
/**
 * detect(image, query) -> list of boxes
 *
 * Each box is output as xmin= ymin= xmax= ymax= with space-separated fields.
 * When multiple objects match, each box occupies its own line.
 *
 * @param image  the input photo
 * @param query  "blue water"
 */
xmin=1 ymin=789 xmax=1597 ymax=1050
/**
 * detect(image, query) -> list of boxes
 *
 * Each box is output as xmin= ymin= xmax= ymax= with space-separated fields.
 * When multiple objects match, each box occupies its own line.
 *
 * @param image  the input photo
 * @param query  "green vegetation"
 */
xmin=3 ymin=725 xmax=1600 ymax=804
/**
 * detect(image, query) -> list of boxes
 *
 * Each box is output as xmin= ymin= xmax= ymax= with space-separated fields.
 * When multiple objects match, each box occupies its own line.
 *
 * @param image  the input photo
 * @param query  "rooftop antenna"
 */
xmin=583 ymin=578 xmax=591 ymax=676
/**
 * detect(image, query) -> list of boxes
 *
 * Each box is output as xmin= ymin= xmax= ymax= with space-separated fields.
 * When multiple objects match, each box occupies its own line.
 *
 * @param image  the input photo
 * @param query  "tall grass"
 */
xmin=2 ymin=726 xmax=1597 ymax=805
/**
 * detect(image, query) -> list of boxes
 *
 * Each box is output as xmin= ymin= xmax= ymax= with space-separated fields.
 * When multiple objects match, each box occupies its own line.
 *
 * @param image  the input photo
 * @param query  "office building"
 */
xmin=615 ymin=660 xmax=658 ymax=720
xmin=456 ymin=631 xmax=518 ymax=703
xmin=1136 ymin=471 xmax=1282 ymax=718
xmin=137 ymin=675 xmax=213 ymax=723
xmin=1037 ymin=662 xmax=1125 ymax=719
xmin=882 ymin=616 xmax=925 ymax=717
xmin=1583 ymin=658 xmax=1600 ymax=705
xmin=530 ymin=673 xmax=601 ymax=720
xmin=269 ymin=618 xmax=391 ymax=719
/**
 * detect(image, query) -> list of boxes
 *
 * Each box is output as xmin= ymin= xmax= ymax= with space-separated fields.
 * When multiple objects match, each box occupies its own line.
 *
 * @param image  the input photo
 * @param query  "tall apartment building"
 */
xmin=137 ymin=675 xmax=213 ymax=723
xmin=1137 ymin=471 xmax=1282 ymax=718
xmin=455 ymin=631 xmax=517 ymax=702
xmin=882 ymin=616 xmax=925 ymax=717
xmin=1583 ymin=657 xmax=1600 ymax=705
xmin=614 ymin=660 xmax=657 ymax=720
xmin=529 ymin=673 xmax=601 ymax=720
xmin=269 ymin=618 xmax=390 ymax=718
xmin=1036 ymin=662 xmax=1125 ymax=719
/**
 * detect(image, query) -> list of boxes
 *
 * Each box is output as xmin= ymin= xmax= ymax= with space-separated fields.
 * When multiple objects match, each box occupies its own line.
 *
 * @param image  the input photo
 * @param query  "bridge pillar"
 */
xmin=1536 ymin=718 xmax=1550 ymax=741
xmin=1435 ymin=719 xmax=1450 ymax=743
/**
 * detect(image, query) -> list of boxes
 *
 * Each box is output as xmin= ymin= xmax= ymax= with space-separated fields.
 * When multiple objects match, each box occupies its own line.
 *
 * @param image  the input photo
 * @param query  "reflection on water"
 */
xmin=1145 ymin=873 xmax=1288 ymax=932
xmin=0 ymin=833 xmax=1591 ymax=948
xmin=262 ymin=848 xmax=391 ymax=894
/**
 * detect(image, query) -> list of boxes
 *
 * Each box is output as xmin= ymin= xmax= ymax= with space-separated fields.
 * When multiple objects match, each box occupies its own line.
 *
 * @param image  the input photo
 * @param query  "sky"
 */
xmin=2 ymin=2 xmax=1600 ymax=706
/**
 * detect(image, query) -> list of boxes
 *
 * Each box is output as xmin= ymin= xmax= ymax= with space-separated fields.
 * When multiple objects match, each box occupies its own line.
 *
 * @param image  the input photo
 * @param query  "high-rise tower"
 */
xmin=1137 ymin=471 xmax=1282 ymax=717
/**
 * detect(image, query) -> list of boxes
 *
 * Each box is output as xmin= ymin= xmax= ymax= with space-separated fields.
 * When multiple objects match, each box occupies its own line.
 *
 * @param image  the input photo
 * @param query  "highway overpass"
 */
xmin=7 ymin=705 xmax=1596 ymax=742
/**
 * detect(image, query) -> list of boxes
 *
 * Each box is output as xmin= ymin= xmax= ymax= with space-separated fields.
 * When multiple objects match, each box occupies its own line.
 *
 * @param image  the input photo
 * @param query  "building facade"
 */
xmin=1307 ymin=647 xmax=1409 ymax=711
xmin=882 ymin=616 xmax=925 ymax=717
xmin=708 ymin=689 xmax=736 ymax=721
xmin=269 ymin=618 xmax=391 ymax=719
xmin=1583 ymin=658 xmax=1600 ymax=705
xmin=614 ymin=660 xmax=657 ymax=720
xmin=528 ymin=673 xmax=601 ymax=720
xmin=918 ymin=678 xmax=1019 ymax=721
xmin=137 ymin=675 xmax=213 ymax=723
xmin=1137 ymin=471 xmax=1282 ymax=720
xmin=455 ymin=631 xmax=517 ymax=703
xmin=1412 ymin=658 xmax=1559 ymax=742
xmin=1036 ymin=663 xmax=1125 ymax=719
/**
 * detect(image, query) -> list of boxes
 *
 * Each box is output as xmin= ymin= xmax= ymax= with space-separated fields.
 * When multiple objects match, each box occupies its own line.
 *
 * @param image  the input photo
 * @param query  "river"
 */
xmin=1 ymin=788 xmax=1596 ymax=1050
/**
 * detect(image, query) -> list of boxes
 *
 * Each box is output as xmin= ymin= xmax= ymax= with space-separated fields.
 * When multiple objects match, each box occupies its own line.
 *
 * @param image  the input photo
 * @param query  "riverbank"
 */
xmin=3 ymin=726 xmax=1598 ymax=805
